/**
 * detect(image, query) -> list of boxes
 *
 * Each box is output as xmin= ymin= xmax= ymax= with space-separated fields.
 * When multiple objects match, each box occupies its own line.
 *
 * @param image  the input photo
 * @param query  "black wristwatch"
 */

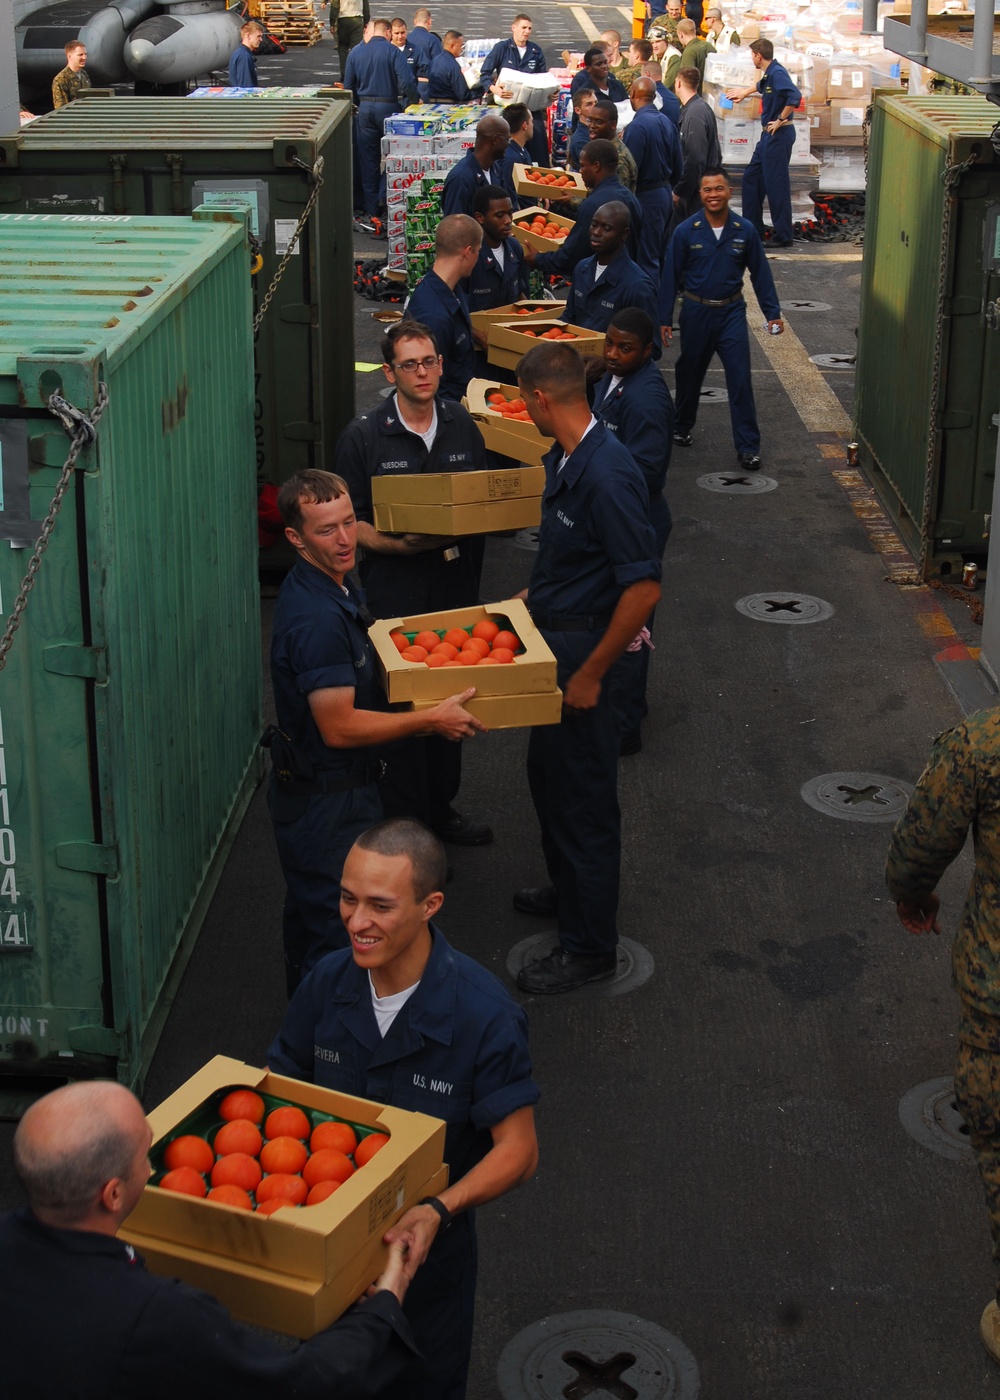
xmin=419 ymin=1195 xmax=452 ymax=1230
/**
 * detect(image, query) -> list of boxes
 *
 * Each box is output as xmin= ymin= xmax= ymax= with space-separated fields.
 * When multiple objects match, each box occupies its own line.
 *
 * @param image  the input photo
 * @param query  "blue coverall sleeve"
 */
xmin=666 ymin=118 xmax=683 ymax=185
xmin=451 ymin=61 xmax=471 ymax=101
xmin=467 ymin=1002 xmax=540 ymax=1131
xmin=658 ymin=224 xmax=684 ymax=324
xmin=535 ymin=207 xmax=591 ymax=276
xmin=591 ymin=458 xmax=660 ymax=587
xmin=618 ymin=394 xmax=665 ymax=483
xmin=745 ymin=227 xmax=781 ymax=320
xmin=228 ymin=46 xmax=255 ymax=86
xmin=343 ymin=48 xmax=360 ymax=102
xmin=562 ymin=275 xmax=579 ymax=324
xmin=441 ymin=171 xmax=466 ymax=216
xmin=476 ymin=40 xmax=505 ymax=90
xmin=267 ymin=970 xmax=326 ymax=1079
xmin=515 ymin=244 xmax=530 ymax=297
xmin=335 ymin=421 xmax=375 ymax=524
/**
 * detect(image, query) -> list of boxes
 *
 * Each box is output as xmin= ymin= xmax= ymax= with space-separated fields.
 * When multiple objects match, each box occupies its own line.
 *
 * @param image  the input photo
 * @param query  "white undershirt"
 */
xmin=493 ymin=240 xmax=505 ymax=269
xmin=593 ymin=261 xmax=608 ymax=282
xmin=396 ymin=391 xmax=438 ymax=451
xmin=515 ymin=44 xmax=527 ymax=58
xmin=557 ymin=413 xmax=598 ymax=473
xmin=602 ymin=374 xmax=623 ymax=402
xmin=711 ymin=224 xmax=724 ymax=239
xmin=369 ymin=973 xmax=420 ymax=1036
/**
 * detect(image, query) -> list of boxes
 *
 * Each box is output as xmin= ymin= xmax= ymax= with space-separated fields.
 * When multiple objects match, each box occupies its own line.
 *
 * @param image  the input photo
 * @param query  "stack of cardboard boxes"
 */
xmin=382 ymin=107 xmax=479 ymax=279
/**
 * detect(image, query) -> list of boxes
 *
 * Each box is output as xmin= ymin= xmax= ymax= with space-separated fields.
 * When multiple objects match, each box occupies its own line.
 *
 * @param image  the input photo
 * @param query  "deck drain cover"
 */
xmin=784 ymin=299 xmax=832 ymax=310
xmin=698 ymin=387 xmax=727 ymax=404
xmin=735 ymin=592 xmax=834 ymax=624
xmin=899 ymin=1077 xmax=974 ymax=1162
xmin=800 ymin=771 xmax=913 ymax=823
xmin=507 ymin=934 xmax=653 ymax=997
xmin=512 ymin=527 xmax=540 ymax=552
xmin=497 ymin=1310 xmax=699 ymax=1400
xmin=698 ymin=473 xmax=778 ymax=495
xmin=810 ymin=352 xmax=855 ymax=368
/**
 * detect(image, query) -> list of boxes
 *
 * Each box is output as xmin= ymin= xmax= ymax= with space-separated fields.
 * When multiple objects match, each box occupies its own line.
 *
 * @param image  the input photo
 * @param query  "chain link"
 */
xmin=253 ymin=155 xmax=324 ymax=334
xmin=0 ymin=383 xmax=109 ymax=673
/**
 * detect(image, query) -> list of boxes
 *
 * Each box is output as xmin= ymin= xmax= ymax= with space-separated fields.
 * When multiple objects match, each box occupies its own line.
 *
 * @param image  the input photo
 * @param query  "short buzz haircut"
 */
xmin=571 ymin=84 xmax=596 ymax=109
xmin=583 ymin=45 xmax=606 ymax=67
xmin=413 ymin=6 xmax=431 ymax=19
xmin=608 ymin=306 xmax=655 ymax=347
xmin=474 ymin=183 xmax=513 ymax=217
xmin=676 ymin=18 xmax=696 ymax=37
xmin=676 ymin=66 xmax=702 ymax=90
xmin=630 ymin=38 xmax=652 ymax=61
xmin=240 ymin=20 xmax=262 ymax=36
xmin=641 ymin=61 xmax=663 ymax=79
xmin=750 ymin=37 xmax=774 ymax=60
xmin=354 ymin=818 xmax=448 ymax=899
xmin=13 ymin=1097 xmax=136 ymax=1226
xmin=391 ymin=16 xmax=406 ymax=25
xmin=591 ymin=98 xmax=619 ymax=127
xmin=502 ymin=101 xmax=532 ymax=134
xmin=436 ymin=212 xmax=482 ymax=256
xmin=518 ymin=341 xmax=587 ymax=403
xmin=380 ymin=316 xmax=439 ymax=367
xmin=372 ymin=16 xmax=392 ymax=32
xmin=277 ymin=470 xmax=349 ymax=533
xmin=600 ymin=28 xmax=621 ymax=42
xmin=581 ymin=137 xmax=619 ymax=173
xmin=513 ymin=11 xmax=532 ymax=21
xmin=65 ymin=39 xmax=85 ymax=54
xmin=443 ymin=27 xmax=462 ymax=41
xmin=700 ymin=165 xmax=730 ymax=184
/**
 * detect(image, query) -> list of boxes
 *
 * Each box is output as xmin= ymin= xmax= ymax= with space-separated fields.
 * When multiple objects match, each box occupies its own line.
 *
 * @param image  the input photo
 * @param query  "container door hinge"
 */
xmin=283 ymin=422 xmax=322 ymax=441
xmin=55 ymin=842 xmax=119 ymax=877
xmin=279 ymin=304 xmax=318 ymax=324
xmin=43 ymin=645 xmax=108 ymax=682
xmin=940 ymin=410 xmax=974 ymax=430
xmin=68 ymin=1024 xmax=122 ymax=1057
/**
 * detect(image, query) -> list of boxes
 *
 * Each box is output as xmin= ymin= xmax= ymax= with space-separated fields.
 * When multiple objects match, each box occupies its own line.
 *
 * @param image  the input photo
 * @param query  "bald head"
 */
xmin=14 ymin=1081 xmax=151 ymax=1231
xmin=629 ymin=75 xmax=656 ymax=108
xmin=475 ymin=112 xmax=510 ymax=158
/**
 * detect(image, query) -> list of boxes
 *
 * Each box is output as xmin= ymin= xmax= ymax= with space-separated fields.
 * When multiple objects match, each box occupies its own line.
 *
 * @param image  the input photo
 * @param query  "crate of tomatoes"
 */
xmin=487 ymin=318 xmax=606 ymax=372
xmin=469 ymin=298 xmax=566 ymax=336
xmin=512 ymin=162 xmax=586 ymax=198
xmin=464 ymin=379 xmax=555 ymax=467
xmin=511 ymin=205 xmax=574 ymax=252
xmin=120 ymin=1055 xmax=446 ymax=1338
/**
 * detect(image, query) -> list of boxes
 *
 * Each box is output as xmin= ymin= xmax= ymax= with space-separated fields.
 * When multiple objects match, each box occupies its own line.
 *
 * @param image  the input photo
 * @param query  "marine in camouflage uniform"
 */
xmin=51 ymin=65 xmax=91 ymax=108
xmin=885 ymin=706 xmax=1000 ymax=1353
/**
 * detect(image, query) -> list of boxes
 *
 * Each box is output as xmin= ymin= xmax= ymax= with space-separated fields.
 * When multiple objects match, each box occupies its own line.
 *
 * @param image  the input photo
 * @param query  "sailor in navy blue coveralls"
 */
xmin=466 ymin=185 xmax=528 ymax=379
xmin=476 ymin=18 xmax=551 ymax=163
xmin=527 ymin=143 xmax=642 ymax=278
xmin=569 ymin=49 xmax=627 ymax=125
xmin=659 ymin=170 xmax=782 ymax=464
xmin=514 ymin=350 xmax=660 ymax=993
xmin=441 ymin=115 xmax=510 ymax=216
xmin=269 ymin=556 xmax=385 ymax=995
xmin=269 ymin=857 xmax=539 ymax=1400
xmin=593 ymin=310 xmax=674 ymax=750
xmin=621 ymin=80 xmax=682 ymax=281
xmin=426 ymin=35 xmax=471 ymax=102
xmin=408 ymin=264 xmax=476 ymax=402
xmin=562 ymin=200 xmax=658 ymax=339
xmin=730 ymin=43 xmax=801 ymax=246
xmin=344 ymin=27 xmax=418 ymax=215
xmin=407 ymin=18 xmax=442 ymax=91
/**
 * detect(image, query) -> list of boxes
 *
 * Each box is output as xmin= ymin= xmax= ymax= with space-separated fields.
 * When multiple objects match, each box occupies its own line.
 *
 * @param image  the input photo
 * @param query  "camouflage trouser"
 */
xmin=954 ymin=1041 xmax=1000 ymax=1299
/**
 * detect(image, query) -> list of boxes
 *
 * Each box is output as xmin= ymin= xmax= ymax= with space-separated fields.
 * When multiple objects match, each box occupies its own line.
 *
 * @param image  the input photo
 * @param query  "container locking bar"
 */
xmin=56 ymin=843 xmax=120 ymax=877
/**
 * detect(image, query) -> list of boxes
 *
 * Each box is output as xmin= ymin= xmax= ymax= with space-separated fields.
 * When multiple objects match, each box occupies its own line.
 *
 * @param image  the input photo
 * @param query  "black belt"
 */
xmin=530 ymin=609 xmax=613 ymax=632
xmin=273 ymin=762 xmax=384 ymax=796
xmin=360 ymin=95 xmax=397 ymax=103
xmin=637 ymin=180 xmax=666 ymax=192
xmin=683 ymin=291 xmax=743 ymax=307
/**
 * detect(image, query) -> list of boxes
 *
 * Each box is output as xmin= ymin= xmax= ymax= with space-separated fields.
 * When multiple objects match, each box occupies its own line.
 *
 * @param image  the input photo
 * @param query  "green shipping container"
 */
xmin=0 ymin=210 xmax=261 ymax=1103
xmin=855 ymin=94 xmax=1000 ymax=578
xmin=0 ymin=95 xmax=355 ymax=512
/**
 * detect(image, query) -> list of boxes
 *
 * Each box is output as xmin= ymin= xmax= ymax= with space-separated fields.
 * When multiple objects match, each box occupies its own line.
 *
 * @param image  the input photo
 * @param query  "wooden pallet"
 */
xmin=257 ymin=0 xmax=324 ymax=43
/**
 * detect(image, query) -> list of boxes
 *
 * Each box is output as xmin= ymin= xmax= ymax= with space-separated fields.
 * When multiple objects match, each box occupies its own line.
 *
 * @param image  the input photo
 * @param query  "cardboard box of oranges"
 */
xmin=512 ymin=163 xmax=586 ymax=198
xmin=511 ymin=205 xmax=575 ymax=253
xmin=463 ymin=380 xmax=554 ymax=468
xmin=487 ymin=319 xmax=605 ymax=374
xmin=119 ymin=1055 xmax=447 ymax=1338
xmin=469 ymin=298 xmax=566 ymax=336
xmin=371 ymin=464 xmax=545 ymax=535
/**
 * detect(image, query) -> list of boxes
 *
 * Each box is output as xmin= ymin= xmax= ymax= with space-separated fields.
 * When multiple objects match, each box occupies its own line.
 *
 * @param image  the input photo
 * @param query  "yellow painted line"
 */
xmin=568 ymin=4 xmax=601 ymax=39
xmin=767 ymin=252 xmax=863 ymax=261
xmin=816 ymin=442 xmax=843 ymax=459
xmin=744 ymin=279 xmax=852 ymax=434
xmin=617 ymin=5 xmax=633 ymax=20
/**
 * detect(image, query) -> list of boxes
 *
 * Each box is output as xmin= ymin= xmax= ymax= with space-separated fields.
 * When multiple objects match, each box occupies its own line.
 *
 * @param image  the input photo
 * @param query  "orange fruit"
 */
xmin=307 ymin=1180 xmax=342 ymax=1206
xmin=413 ymin=630 xmax=440 ymax=651
xmin=213 ymin=1119 xmax=262 ymax=1158
xmin=490 ymin=647 xmax=515 ymax=664
xmin=425 ymin=653 xmax=446 ymax=667
xmin=472 ymin=620 xmax=500 ymax=644
xmin=355 ymin=1133 xmax=390 ymax=1167
xmin=443 ymin=628 xmax=470 ymax=649
xmin=265 ymin=1105 xmax=311 ymax=1141
xmin=389 ymin=631 xmax=409 ymax=653
xmin=441 ymin=660 xmax=465 ymax=667
xmin=303 ymin=1148 xmax=356 ymax=1189
xmin=311 ymin=1120 xmax=358 ymax=1155
xmin=464 ymin=636 xmax=491 ymax=658
xmin=211 ymin=1153 xmax=262 ymax=1193
xmin=207 ymin=1184 xmax=253 ymax=1210
xmin=256 ymin=1173 xmax=309 ymax=1206
xmin=219 ymin=1089 xmax=265 ymax=1124
xmin=506 ymin=400 xmax=526 ymax=413
xmin=493 ymin=630 xmax=520 ymax=652
xmin=256 ymin=1198 xmax=297 ymax=1216
xmin=479 ymin=656 xmax=500 ymax=665
xmin=164 ymin=1135 xmax=214 ymax=1175
xmin=431 ymin=642 xmax=459 ymax=660
xmin=400 ymin=645 xmax=428 ymax=663
xmin=260 ymin=1136 xmax=309 ymax=1175
xmin=458 ymin=649 xmax=480 ymax=665
xmin=159 ymin=1166 xmax=207 ymax=1197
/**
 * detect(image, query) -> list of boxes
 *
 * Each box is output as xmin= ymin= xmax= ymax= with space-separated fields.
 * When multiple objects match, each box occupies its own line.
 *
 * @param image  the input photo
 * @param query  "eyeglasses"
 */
xmin=393 ymin=356 xmax=439 ymax=374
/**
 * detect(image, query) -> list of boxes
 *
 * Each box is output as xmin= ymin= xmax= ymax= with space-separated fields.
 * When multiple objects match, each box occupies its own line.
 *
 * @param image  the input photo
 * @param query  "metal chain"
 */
xmin=253 ymin=155 xmax=324 ymax=333
xmin=0 ymin=384 xmax=109 ymax=673
xmin=883 ymin=571 xmax=984 ymax=624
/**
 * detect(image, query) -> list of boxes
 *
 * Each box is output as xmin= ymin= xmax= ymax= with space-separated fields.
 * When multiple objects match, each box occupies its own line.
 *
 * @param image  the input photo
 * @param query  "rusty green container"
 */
xmin=0 ymin=209 xmax=260 ymax=1105
xmin=0 ymin=95 xmax=355 ymax=527
xmin=855 ymin=94 xmax=1000 ymax=578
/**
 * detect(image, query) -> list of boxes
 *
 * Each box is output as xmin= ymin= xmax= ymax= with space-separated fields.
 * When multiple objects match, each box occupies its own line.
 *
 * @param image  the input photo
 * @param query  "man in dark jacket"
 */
xmin=408 ymin=6 xmax=442 ymax=89
xmin=477 ymin=14 xmax=551 ymax=163
xmin=522 ymin=139 xmax=642 ymax=278
xmin=466 ymin=186 xmax=529 ymax=320
xmin=441 ymin=113 xmax=510 ymax=216
xmin=621 ymin=76 xmax=682 ymax=280
xmin=673 ymin=65 xmax=721 ymax=217
xmin=569 ymin=45 xmax=628 ymax=119
xmin=228 ymin=21 xmax=263 ymax=86
xmin=426 ymin=29 xmax=471 ymax=101
xmin=345 ymin=18 xmax=419 ymax=218
xmin=562 ymin=201 xmax=657 ymax=339
xmin=2 ymin=1080 xmax=417 ymax=1399
xmin=407 ymin=215 xmax=481 ymax=402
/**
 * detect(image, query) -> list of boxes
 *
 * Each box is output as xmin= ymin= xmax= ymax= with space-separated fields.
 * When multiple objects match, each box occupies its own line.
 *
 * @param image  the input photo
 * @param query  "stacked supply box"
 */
xmin=381 ymin=105 xmax=479 ymax=282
